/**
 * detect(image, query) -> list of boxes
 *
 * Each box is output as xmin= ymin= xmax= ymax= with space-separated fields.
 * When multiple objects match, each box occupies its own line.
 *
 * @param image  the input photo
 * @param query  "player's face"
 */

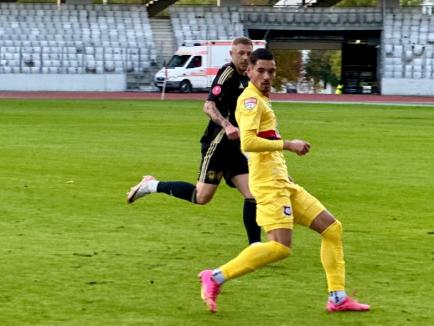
xmin=247 ymin=59 xmax=276 ymax=96
xmin=230 ymin=43 xmax=253 ymax=74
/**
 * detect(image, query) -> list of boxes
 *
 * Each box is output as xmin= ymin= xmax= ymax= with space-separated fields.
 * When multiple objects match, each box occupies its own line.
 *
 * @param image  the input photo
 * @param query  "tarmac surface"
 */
xmin=1 ymin=91 xmax=434 ymax=106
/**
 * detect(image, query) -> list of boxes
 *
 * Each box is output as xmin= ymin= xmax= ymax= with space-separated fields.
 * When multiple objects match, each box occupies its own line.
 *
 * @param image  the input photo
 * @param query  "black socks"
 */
xmin=243 ymin=198 xmax=261 ymax=244
xmin=156 ymin=181 xmax=197 ymax=203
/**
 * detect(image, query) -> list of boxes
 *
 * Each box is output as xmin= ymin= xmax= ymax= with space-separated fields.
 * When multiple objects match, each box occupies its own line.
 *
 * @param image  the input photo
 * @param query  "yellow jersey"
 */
xmin=235 ymin=82 xmax=288 ymax=185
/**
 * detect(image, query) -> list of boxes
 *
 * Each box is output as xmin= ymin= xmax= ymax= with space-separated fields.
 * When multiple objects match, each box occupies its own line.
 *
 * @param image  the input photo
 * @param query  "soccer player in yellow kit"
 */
xmin=198 ymin=48 xmax=370 ymax=313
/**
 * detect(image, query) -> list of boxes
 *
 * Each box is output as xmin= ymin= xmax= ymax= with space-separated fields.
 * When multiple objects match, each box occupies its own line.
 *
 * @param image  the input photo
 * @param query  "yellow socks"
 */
xmin=212 ymin=220 xmax=345 ymax=292
xmin=219 ymin=241 xmax=291 ymax=281
xmin=320 ymin=220 xmax=346 ymax=292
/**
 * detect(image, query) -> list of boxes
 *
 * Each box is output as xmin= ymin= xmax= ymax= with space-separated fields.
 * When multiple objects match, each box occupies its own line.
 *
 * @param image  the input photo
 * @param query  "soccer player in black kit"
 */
xmin=127 ymin=37 xmax=261 ymax=244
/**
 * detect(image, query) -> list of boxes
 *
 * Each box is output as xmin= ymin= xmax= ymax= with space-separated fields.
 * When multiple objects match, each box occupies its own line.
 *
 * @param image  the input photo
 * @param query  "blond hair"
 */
xmin=232 ymin=37 xmax=253 ymax=47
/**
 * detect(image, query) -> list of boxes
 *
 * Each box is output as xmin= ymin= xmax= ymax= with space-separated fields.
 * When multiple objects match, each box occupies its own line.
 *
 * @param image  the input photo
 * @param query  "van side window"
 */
xmin=187 ymin=56 xmax=202 ymax=69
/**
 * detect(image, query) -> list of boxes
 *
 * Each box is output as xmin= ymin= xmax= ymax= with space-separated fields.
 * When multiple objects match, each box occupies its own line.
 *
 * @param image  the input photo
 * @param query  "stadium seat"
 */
xmin=384 ymin=44 xmax=393 ymax=56
xmin=413 ymin=44 xmax=424 ymax=56
xmin=0 ymin=3 xmax=158 ymax=74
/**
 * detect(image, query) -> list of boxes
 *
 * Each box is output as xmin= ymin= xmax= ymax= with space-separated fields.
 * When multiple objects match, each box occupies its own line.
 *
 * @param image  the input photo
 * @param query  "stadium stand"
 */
xmin=0 ymin=2 xmax=157 ymax=74
xmin=382 ymin=7 xmax=434 ymax=94
xmin=169 ymin=6 xmax=245 ymax=47
xmin=0 ymin=2 xmax=433 ymax=95
xmin=382 ymin=6 xmax=434 ymax=96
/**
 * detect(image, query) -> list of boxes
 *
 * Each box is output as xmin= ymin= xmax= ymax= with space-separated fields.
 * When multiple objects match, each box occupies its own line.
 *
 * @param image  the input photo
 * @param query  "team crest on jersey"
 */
xmin=283 ymin=206 xmax=292 ymax=216
xmin=212 ymin=85 xmax=222 ymax=96
xmin=244 ymin=98 xmax=257 ymax=110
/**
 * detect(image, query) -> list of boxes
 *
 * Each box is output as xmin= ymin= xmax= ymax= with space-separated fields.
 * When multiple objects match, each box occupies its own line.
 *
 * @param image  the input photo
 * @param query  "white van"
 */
xmin=154 ymin=39 xmax=267 ymax=93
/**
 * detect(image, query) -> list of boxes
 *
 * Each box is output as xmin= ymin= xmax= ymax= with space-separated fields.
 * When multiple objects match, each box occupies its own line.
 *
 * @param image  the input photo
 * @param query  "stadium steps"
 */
xmin=126 ymin=66 xmax=160 ymax=91
xmin=127 ymin=17 xmax=174 ymax=91
xmin=149 ymin=17 xmax=176 ymax=65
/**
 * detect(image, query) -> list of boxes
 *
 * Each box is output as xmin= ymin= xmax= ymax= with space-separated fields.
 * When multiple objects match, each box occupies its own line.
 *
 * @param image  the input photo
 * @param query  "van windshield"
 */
xmin=167 ymin=55 xmax=191 ymax=68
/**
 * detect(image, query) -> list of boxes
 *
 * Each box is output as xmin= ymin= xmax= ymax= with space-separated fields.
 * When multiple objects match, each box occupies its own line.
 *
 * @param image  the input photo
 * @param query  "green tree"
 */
xmin=336 ymin=0 xmax=377 ymax=7
xmin=175 ymin=0 xmax=217 ymax=4
xmin=272 ymin=50 xmax=302 ymax=91
xmin=304 ymin=50 xmax=340 ymax=91
xmin=400 ymin=0 xmax=423 ymax=5
xmin=329 ymin=50 xmax=341 ymax=82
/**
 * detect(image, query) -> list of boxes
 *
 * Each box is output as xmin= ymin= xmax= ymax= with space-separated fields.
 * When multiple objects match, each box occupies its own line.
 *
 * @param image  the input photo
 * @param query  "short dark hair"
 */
xmin=232 ymin=37 xmax=253 ymax=47
xmin=249 ymin=48 xmax=274 ymax=65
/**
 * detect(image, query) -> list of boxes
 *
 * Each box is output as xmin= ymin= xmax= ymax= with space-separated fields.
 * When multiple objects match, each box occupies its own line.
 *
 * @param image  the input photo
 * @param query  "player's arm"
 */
xmin=237 ymin=96 xmax=284 ymax=152
xmin=203 ymin=100 xmax=239 ymax=140
xmin=241 ymin=130 xmax=310 ymax=156
xmin=237 ymin=96 xmax=310 ymax=155
xmin=283 ymin=139 xmax=310 ymax=156
xmin=241 ymin=129 xmax=283 ymax=152
xmin=204 ymin=65 xmax=239 ymax=140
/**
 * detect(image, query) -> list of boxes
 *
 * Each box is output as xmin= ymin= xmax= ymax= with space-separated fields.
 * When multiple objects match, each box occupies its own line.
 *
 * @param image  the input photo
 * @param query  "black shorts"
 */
xmin=197 ymin=130 xmax=248 ymax=188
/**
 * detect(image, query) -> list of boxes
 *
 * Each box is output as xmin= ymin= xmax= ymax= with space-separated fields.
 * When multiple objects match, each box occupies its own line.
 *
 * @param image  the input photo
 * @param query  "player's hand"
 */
xmin=283 ymin=139 xmax=311 ymax=156
xmin=225 ymin=124 xmax=240 ymax=140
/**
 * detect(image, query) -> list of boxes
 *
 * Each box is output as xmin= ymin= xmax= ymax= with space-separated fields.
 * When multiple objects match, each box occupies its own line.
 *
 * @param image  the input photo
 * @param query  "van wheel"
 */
xmin=180 ymin=80 xmax=192 ymax=93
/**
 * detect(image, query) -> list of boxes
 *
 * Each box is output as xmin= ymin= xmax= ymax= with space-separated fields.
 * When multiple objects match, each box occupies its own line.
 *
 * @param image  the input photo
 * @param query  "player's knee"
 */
xmin=194 ymin=191 xmax=213 ymax=205
xmin=321 ymin=220 xmax=343 ymax=241
xmin=270 ymin=241 xmax=291 ymax=261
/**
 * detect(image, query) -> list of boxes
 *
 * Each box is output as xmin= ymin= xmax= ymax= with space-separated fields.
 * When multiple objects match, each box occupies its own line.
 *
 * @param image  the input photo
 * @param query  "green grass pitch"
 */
xmin=0 ymin=99 xmax=433 ymax=326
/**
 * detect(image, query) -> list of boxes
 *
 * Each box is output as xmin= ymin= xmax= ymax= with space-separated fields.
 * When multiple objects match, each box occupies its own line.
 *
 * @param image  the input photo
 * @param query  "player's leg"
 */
xmin=291 ymin=184 xmax=369 ymax=312
xmin=127 ymin=178 xmax=219 ymax=205
xmin=215 ymin=181 xmax=293 ymax=280
xmin=127 ymin=175 xmax=199 ymax=204
xmin=199 ymin=229 xmax=291 ymax=313
xmin=194 ymin=138 xmax=225 ymax=204
xmin=231 ymin=173 xmax=261 ymax=244
xmin=228 ymin=146 xmax=261 ymax=244
xmin=213 ymin=228 xmax=291 ymax=281
xmin=127 ymin=138 xmax=223 ymax=204
xmin=309 ymin=210 xmax=346 ymax=299
xmin=195 ymin=182 xmax=218 ymax=204
xmin=199 ymin=182 xmax=292 ymax=312
xmin=310 ymin=210 xmax=369 ymax=312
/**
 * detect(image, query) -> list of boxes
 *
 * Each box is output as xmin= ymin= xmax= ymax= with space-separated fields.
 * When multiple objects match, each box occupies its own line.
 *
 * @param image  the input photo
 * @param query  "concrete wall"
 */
xmin=381 ymin=78 xmax=434 ymax=96
xmin=0 ymin=74 xmax=127 ymax=91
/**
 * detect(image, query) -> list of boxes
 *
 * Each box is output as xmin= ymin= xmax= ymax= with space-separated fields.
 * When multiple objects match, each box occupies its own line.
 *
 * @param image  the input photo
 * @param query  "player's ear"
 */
xmin=246 ymin=65 xmax=252 ymax=77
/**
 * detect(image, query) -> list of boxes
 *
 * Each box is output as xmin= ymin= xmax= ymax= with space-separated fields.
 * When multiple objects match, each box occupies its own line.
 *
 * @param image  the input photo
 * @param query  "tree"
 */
xmin=175 ymin=0 xmax=217 ymax=4
xmin=272 ymin=50 xmax=302 ymax=91
xmin=304 ymin=50 xmax=341 ymax=92
xmin=336 ymin=0 xmax=377 ymax=6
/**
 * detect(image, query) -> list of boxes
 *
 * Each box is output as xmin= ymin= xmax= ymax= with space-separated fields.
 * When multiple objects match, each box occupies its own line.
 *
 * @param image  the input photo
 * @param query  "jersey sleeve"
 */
xmin=236 ymin=95 xmax=262 ymax=132
xmin=240 ymin=130 xmax=284 ymax=153
xmin=207 ymin=65 xmax=234 ymax=102
xmin=236 ymin=95 xmax=284 ymax=153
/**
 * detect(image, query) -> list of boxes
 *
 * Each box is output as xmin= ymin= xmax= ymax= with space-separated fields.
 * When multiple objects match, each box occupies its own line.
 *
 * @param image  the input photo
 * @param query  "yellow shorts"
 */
xmin=251 ymin=179 xmax=325 ymax=232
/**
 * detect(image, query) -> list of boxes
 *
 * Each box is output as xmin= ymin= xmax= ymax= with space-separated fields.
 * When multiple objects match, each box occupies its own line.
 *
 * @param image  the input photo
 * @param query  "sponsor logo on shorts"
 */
xmin=244 ymin=98 xmax=257 ymax=110
xmin=207 ymin=171 xmax=217 ymax=181
xmin=206 ymin=171 xmax=223 ymax=182
xmin=212 ymin=85 xmax=222 ymax=96
xmin=283 ymin=206 xmax=292 ymax=216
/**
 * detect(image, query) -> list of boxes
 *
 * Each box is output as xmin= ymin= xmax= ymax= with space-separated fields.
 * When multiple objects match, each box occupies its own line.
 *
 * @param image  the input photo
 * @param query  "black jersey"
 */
xmin=200 ymin=62 xmax=249 ymax=143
